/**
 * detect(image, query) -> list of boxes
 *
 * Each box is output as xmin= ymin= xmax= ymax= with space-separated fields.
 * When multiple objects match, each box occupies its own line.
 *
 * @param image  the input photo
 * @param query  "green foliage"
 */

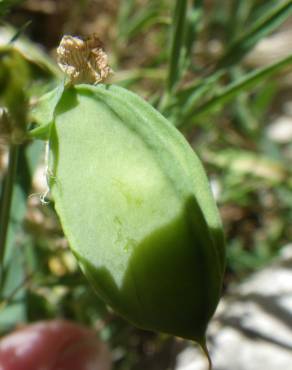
xmin=180 ymin=54 xmax=292 ymax=127
xmin=0 ymin=26 xmax=62 ymax=77
xmin=0 ymin=0 xmax=23 ymax=17
xmin=217 ymin=0 xmax=292 ymax=68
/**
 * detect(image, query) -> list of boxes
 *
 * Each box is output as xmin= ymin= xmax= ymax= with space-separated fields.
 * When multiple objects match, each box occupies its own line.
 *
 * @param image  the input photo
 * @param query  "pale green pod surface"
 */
xmin=48 ymin=84 xmax=225 ymax=343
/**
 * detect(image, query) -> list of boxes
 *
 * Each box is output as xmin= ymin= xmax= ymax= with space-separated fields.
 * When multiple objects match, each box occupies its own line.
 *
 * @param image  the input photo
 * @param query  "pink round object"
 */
xmin=0 ymin=320 xmax=112 ymax=370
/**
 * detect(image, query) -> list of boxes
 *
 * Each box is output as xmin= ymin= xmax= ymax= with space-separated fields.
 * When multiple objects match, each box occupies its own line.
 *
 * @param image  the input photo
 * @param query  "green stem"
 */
xmin=0 ymin=145 xmax=19 ymax=272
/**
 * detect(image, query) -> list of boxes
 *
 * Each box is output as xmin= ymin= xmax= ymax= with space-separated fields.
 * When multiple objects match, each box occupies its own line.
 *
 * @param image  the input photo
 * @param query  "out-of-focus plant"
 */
xmin=0 ymin=0 xmax=24 ymax=17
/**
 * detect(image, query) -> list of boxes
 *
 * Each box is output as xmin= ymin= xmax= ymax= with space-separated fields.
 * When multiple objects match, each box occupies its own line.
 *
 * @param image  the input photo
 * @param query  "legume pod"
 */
xmin=46 ymin=84 xmax=225 ymax=344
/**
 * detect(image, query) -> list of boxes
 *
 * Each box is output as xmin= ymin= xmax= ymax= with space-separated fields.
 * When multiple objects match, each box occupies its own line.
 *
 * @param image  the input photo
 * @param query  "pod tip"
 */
xmin=199 ymin=338 xmax=212 ymax=370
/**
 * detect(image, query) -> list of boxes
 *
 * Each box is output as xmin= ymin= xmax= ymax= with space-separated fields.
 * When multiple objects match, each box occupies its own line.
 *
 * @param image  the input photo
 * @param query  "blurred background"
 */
xmin=0 ymin=0 xmax=292 ymax=369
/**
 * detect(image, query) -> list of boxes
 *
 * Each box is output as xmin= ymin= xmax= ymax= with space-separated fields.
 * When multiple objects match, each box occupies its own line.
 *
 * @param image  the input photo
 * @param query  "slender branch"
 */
xmin=0 ymin=144 xmax=19 ymax=270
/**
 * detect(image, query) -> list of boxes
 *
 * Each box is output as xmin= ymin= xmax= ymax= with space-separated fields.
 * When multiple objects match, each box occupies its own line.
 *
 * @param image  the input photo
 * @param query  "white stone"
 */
xmin=266 ymin=116 xmax=292 ymax=144
xmin=175 ymin=245 xmax=292 ymax=370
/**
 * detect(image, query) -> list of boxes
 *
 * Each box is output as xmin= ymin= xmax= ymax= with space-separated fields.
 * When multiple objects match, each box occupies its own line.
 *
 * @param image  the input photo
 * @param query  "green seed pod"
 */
xmin=44 ymin=84 xmax=225 ymax=345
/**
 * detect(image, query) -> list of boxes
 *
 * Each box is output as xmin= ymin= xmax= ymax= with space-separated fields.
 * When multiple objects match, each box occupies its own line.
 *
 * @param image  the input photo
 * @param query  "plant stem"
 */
xmin=0 ymin=144 xmax=19 ymax=270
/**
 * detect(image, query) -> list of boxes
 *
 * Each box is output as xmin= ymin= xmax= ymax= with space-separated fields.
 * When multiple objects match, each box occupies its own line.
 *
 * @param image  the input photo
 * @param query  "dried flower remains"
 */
xmin=57 ymin=35 xmax=113 ymax=85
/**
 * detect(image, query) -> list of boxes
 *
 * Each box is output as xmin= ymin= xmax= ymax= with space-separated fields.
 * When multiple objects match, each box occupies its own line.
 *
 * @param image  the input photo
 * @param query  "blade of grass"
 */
xmin=252 ymin=81 xmax=277 ymax=119
xmin=121 ymin=6 xmax=168 ymax=40
xmin=170 ymin=71 xmax=223 ymax=126
xmin=0 ymin=141 xmax=43 ymax=329
xmin=217 ymin=0 xmax=292 ymax=68
xmin=9 ymin=20 xmax=32 ymax=43
xmin=229 ymin=66 xmax=259 ymax=136
xmin=227 ymin=0 xmax=253 ymax=43
xmin=176 ymin=71 xmax=224 ymax=112
xmin=117 ymin=0 xmax=136 ymax=40
xmin=166 ymin=0 xmax=188 ymax=93
xmin=178 ymin=54 xmax=292 ymax=128
xmin=182 ymin=0 xmax=204 ymax=72
xmin=0 ymin=145 xmax=19 ymax=276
